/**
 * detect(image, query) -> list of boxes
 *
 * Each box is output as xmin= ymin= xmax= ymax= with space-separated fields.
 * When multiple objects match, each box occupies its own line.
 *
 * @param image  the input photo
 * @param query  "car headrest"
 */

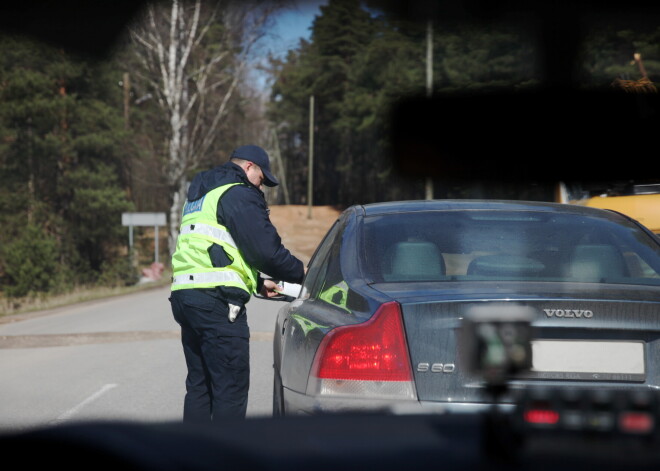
xmin=387 ymin=241 xmax=445 ymax=281
xmin=569 ymin=244 xmax=627 ymax=281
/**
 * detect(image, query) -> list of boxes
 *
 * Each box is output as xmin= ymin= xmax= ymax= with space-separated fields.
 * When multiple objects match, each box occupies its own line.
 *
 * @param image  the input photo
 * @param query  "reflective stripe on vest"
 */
xmin=180 ymin=223 xmax=237 ymax=247
xmin=172 ymin=271 xmax=244 ymax=287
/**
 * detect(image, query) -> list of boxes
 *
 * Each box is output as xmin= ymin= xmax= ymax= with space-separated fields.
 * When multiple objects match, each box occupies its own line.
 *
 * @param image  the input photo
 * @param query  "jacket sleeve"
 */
xmin=218 ymin=185 xmax=305 ymax=284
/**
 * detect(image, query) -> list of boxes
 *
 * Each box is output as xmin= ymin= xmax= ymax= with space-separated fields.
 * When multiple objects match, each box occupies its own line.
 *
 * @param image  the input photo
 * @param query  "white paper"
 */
xmin=276 ymin=282 xmax=301 ymax=298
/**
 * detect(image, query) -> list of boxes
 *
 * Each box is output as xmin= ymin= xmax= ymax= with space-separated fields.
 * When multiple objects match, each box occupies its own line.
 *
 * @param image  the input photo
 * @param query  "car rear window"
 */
xmin=361 ymin=210 xmax=660 ymax=285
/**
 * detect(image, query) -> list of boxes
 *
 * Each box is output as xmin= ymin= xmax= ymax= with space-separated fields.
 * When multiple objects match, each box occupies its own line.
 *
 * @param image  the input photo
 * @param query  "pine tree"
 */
xmin=0 ymin=35 xmax=135 ymax=296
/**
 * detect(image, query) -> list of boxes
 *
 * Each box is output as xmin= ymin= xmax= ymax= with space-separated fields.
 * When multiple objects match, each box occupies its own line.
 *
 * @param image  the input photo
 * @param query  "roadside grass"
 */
xmin=0 ymin=273 xmax=170 ymax=318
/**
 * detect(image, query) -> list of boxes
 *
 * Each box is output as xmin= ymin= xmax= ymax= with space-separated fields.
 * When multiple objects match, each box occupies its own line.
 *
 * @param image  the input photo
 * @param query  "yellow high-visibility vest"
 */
xmin=171 ymin=183 xmax=258 ymax=294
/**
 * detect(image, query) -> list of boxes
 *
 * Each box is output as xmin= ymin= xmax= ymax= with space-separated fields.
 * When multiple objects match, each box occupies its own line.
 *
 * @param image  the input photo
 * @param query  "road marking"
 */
xmin=0 ymin=331 xmax=180 ymax=348
xmin=52 ymin=383 xmax=118 ymax=424
xmin=0 ymin=330 xmax=273 ymax=348
xmin=251 ymin=331 xmax=274 ymax=341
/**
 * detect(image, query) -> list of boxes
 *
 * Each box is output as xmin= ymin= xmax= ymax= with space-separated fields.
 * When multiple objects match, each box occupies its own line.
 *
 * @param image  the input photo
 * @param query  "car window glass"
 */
xmin=313 ymin=229 xmax=345 ymax=305
xmin=299 ymin=219 xmax=342 ymax=299
xmin=363 ymin=210 xmax=660 ymax=285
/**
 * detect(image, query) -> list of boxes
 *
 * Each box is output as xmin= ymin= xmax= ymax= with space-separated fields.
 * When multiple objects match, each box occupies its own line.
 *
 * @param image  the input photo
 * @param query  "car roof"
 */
xmin=356 ymin=199 xmax=624 ymax=220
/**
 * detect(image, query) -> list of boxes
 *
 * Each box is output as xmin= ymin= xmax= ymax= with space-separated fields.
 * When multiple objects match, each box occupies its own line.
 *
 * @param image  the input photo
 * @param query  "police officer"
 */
xmin=169 ymin=144 xmax=305 ymax=423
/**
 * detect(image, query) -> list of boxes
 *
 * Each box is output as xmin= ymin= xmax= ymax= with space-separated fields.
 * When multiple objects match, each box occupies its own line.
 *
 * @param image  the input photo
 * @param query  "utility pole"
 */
xmin=634 ymin=52 xmax=649 ymax=79
xmin=123 ymin=72 xmax=130 ymax=130
xmin=307 ymin=95 xmax=314 ymax=219
xmin=425 ymin=21 xmax=434 ymax=200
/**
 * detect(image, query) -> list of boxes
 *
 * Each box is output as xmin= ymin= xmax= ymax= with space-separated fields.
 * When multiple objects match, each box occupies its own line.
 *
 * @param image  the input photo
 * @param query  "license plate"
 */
xmin=524 ymin=340 xmax=645 ymax=382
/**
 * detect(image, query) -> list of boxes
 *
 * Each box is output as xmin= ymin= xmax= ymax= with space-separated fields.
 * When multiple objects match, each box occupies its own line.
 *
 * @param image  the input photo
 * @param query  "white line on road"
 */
xmin=51 ymin=383 xmax=118 ymax=424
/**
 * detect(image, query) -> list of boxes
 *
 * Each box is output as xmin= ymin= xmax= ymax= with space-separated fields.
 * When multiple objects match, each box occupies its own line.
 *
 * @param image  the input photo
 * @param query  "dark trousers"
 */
xmin=170 ymin=289 xmax=250 ymax=423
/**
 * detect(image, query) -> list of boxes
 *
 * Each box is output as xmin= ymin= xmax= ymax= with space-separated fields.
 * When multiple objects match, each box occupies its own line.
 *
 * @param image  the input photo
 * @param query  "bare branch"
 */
xmin=128 ymin=0 xmax=287 ymax=254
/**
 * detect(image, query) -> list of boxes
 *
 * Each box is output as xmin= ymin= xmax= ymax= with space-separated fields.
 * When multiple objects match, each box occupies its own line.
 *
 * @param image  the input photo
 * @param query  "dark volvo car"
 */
xmin=272 ymin=200 xmax=660 ymax=416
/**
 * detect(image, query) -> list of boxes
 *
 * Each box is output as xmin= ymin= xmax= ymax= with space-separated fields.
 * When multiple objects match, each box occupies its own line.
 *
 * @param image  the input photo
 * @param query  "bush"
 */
xmin=2 ymin=224 xmax=59 ymax=297
xmin=97 ymin=253 xmax=140 ymax=287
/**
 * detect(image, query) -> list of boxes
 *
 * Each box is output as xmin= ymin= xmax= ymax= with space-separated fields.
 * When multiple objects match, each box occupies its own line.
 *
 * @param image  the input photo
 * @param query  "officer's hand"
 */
xmin=261 ymin=279 xmax=283 ymax=298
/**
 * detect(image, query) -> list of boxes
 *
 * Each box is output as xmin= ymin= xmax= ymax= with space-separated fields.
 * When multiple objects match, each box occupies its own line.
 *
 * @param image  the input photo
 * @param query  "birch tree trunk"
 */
xmin=129 ymin=0 xmax=283 ymax=255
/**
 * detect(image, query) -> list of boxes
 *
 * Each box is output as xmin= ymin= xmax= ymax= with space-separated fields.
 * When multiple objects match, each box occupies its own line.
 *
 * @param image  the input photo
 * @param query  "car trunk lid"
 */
xmin=371 ymin=281 xmax=660 ymax=404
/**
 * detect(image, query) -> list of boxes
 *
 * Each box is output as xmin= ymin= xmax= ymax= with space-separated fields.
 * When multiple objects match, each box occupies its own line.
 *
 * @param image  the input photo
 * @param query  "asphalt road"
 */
xmin=0 ymin=285 xmax=287 ymax=432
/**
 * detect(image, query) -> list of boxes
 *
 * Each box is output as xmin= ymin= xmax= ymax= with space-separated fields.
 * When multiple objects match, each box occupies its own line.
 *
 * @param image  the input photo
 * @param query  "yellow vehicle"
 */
xmin=562 ymin=183 xmax=660 ymax=235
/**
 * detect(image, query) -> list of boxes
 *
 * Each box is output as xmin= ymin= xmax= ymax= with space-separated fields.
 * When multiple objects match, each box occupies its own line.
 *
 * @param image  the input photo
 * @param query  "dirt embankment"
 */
xmin=268 ymin=205 xmax=343 ymax=265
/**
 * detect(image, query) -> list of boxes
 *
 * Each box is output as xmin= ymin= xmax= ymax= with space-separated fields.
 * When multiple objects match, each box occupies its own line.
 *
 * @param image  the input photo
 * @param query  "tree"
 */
xmin=128 ymin=0 xmax=285 ymax=255
xmin=269 ymin=1 xmax=540 ymax=206
xmin=580 ymin=26 xmax=660 ymax=87
xmin=0 ymin=35 xmax=136 ymax=295
xmin=269 ymin=0 xmax=377 ymax=205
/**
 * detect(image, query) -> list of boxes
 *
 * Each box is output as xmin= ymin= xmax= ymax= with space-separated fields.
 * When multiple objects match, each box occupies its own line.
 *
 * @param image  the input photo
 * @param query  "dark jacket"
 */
xmin=186 ymin=161 xmax=304 ymax=302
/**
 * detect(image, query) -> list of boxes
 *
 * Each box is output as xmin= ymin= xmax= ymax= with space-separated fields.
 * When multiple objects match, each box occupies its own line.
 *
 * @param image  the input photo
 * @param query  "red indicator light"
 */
xmin=524 ymin=409 xmax=560 ymax=425
xmin=312 ymin=302 xmax=412 ymax=382
xmin=619 ymin=412 xmax=654 ymax=434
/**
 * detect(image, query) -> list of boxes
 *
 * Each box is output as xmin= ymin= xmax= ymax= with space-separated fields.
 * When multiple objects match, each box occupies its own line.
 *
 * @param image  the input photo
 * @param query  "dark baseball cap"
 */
xmin=230 ymin=145 xmax=279 ymax=187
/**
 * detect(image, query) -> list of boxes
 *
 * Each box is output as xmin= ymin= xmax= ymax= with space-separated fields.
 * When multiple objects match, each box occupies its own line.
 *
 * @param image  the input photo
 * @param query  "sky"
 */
xmin=266 ymin=0 xmax=328 ymax=57
xmin=250 ymin=0 xmax=328 ymax=92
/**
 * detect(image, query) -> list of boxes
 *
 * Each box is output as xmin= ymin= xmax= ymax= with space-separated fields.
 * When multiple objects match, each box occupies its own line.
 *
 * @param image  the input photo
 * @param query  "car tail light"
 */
xmin=307 ymin=302 xmax=417 ymax=400
xmin=524 ymin=408 xmax=560 ymax=426
xmin=619 ymin=411 xmax=654 ymax=434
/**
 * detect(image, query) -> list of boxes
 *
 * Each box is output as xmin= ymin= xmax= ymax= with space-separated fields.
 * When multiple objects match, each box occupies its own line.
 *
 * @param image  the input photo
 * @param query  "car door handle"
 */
xmin=281 ymin=317 xmax=288 ymax=336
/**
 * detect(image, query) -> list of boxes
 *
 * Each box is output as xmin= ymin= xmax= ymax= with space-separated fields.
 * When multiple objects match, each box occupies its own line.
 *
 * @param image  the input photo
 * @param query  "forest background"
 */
xmin=0 ymin=0 xmax=658 ymax=304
